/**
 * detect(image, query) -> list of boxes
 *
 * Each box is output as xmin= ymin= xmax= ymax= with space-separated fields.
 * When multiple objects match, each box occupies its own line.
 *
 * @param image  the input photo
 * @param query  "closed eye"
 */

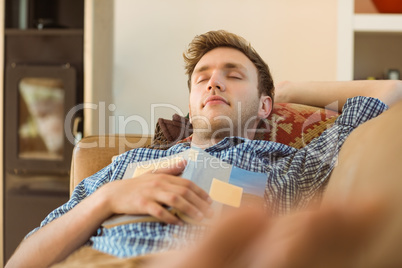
xmin=227 ymin=71 xmax=243 ymax=80
xmin=228 ymin=74 xmax=242 ymax=80
xmin=196 ymin=76 xmax=209 ymax=84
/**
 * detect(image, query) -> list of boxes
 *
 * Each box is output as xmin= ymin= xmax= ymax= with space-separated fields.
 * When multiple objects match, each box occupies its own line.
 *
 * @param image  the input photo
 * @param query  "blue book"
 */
xmin=102 ymin=147 xmax=267 ymax=227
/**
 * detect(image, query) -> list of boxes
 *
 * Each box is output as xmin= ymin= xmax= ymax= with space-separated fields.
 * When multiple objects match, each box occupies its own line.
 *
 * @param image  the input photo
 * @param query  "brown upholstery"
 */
xmin=70 ymin=135 xmax=152 ymax=194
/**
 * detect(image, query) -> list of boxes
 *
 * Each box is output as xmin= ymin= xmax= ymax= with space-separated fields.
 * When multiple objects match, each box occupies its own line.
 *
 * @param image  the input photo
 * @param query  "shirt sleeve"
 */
xmin=268 ymin=96 xmax=388 ymax=214
xmin=335 ymin=96 xmax=388 ymax=128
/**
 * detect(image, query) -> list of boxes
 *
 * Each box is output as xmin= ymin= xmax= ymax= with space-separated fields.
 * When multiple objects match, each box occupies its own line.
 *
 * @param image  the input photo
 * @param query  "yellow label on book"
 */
xmin=209 ymin=178 xmax=243 ymax=208
xmin=133 ymin=156 xmax=184 ymax=177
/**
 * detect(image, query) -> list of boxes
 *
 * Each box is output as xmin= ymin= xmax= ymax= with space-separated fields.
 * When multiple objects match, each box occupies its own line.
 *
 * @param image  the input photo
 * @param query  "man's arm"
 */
xmin=275 ymin=80 xmax=402 ymax=111
xmin=6 ymin=161 xmax=212 ymax=267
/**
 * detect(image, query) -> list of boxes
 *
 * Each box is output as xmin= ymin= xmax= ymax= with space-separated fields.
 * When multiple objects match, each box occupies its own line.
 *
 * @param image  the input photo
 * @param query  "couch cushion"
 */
xmin=70 ymin=135 xmax=152 ymax=194
xmin=255 ymin=103 xmax=340 ymax=148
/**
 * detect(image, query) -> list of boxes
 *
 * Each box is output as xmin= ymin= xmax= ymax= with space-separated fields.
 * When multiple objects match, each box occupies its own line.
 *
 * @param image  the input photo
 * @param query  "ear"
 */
xmin=257 ymin=95 xmax=272 ymax=119
xmin=188 ymin=104 xmax=192 ymax=124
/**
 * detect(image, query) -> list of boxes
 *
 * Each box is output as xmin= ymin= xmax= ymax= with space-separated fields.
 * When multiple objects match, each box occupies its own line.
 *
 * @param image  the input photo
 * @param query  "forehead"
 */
xmin=193 ymin=47 xmax=256 ymax=75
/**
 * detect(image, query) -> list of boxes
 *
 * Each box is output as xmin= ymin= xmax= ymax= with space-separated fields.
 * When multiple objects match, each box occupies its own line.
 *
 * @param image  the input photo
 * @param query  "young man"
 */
xmin=6 ymin=30 xmax=402 ymax=267
xmin=147 ymin=98 xmax=402 ymax=268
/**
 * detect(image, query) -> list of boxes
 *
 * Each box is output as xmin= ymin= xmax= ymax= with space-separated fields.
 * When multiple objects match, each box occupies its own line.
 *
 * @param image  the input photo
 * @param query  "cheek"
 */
xmin=189 ymin=94 xmax=196 ymax=108
xmin=189 ymin=90 xmax=202 ymax=104
xmin=188 ymin=94 xmax=199 ymax=114
xmin=237 ymin=87 xmax=258 ymax=102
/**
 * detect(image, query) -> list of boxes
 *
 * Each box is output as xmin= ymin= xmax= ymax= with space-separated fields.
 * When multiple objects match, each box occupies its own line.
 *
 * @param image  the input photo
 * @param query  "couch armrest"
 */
xmin=70 ymin=135 xmax=152 ymax=195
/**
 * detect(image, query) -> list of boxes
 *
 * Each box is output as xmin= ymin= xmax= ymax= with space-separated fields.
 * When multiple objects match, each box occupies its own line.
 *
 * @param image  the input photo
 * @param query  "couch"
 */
xmin=67 ymin=100 xmax=402 ymax=266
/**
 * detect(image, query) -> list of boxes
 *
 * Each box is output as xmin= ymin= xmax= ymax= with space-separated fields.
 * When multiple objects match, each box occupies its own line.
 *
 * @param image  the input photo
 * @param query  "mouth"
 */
xmin=203 ymin=95 xmax=229 ymax=107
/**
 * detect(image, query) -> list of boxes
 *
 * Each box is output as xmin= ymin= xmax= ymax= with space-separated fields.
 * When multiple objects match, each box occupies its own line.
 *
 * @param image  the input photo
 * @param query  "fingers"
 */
xmin=145 ymin=202 xmax=185 ymax=226
xmin=157 ymin=185 xmax=213 ymax=222
xmin=145 ymin=175 xmax=213 ymax=224
xmin=149 ymin=159 xmax=211 ymax=204
xmin=147 ymin=159 xmax=213 ymax=223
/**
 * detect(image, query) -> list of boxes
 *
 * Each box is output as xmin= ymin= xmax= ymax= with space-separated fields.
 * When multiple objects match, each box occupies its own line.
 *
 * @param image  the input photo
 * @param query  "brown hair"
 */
xmin=183 ymin=30 xmax=275 ymax=102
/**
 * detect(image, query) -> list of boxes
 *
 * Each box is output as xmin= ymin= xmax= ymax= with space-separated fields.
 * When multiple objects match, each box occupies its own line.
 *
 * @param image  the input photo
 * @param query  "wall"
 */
xmin=0 ymin=0 xmax=4 ymax=264
xmin=111 ymin=0 xmax=338 ymax=135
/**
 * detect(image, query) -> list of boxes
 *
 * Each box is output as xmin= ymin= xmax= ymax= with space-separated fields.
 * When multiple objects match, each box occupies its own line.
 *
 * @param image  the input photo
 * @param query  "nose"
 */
xmin=207 ymin=73 xmax=225 ymax=92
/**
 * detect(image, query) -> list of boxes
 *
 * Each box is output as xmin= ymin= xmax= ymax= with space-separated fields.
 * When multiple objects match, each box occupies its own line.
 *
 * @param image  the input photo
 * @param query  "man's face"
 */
xmin=189 ymin=47 xmax=269 ymax=143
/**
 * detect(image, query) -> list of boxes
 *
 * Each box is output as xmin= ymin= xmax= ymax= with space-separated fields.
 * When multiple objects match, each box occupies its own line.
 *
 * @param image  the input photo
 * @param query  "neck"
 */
xmin=190 ymin=127 xmax=257 ymax=149
xmin=190 ymin=136 xmax=223 ymax=149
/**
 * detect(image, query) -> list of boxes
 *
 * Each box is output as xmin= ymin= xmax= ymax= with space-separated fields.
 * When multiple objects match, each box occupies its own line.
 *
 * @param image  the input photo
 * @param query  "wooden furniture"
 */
xmin=338 ymin=0 xmax=402 ymax=80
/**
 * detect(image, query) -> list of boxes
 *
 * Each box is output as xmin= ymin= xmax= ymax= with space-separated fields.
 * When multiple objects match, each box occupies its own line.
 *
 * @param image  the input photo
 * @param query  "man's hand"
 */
xmin=98 ymin=160 xmax=213 ymax=225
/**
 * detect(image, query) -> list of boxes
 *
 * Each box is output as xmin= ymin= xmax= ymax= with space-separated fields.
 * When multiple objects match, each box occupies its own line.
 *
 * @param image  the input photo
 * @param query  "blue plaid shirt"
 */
xmin=30 ymin=96 xmax=387 ymax=258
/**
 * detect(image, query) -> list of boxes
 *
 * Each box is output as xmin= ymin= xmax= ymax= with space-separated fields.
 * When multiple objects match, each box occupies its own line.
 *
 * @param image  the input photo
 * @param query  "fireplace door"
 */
xmin=5 ymin=64 xmax=77 ymax=175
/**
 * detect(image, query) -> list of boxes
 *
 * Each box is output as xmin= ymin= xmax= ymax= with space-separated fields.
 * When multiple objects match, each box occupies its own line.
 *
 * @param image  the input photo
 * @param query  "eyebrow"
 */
xmin=194 ymin=62 xmax=247 ymax=75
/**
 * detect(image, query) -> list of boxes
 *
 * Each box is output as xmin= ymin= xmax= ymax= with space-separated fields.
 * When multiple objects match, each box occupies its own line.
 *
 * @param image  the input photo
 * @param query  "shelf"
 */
xmin=354 ymin=14 xmax=402 ymax=33
xmin=5 ymin=29 xmax=83 ymax=36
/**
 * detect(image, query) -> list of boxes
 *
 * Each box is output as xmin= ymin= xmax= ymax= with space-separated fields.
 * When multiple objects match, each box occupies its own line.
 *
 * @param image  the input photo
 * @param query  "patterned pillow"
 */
xmin=255 ymin=103 xmax=340 ymax=149
xmin=148 ymin=103 xmax=340 ymax=150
